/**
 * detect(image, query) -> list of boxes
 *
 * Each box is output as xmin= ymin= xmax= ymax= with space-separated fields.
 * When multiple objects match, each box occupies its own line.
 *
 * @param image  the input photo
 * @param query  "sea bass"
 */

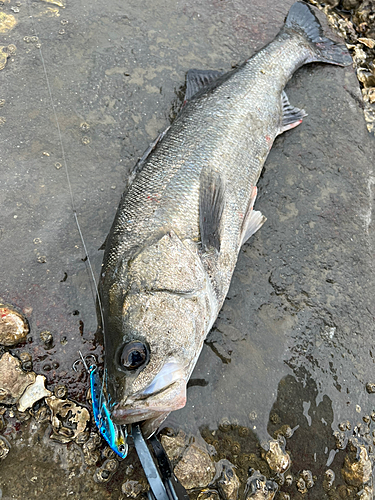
xmin=98 ymin=2 xmax=351 ymax=436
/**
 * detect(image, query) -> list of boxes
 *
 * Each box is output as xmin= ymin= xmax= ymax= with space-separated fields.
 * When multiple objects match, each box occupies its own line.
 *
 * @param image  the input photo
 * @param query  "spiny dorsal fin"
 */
xmin=199 ymin=169 xmax=226 ymax=252
xmin=279 ymin=90 xmax=307 ymax=134
xmin=185 ymin=69 xmax=224 ymax=101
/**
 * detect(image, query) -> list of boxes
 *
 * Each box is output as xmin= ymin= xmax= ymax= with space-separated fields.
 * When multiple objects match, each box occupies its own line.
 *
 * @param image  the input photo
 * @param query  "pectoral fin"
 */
xmin=199 ymin=169 xmax=226 ymax=252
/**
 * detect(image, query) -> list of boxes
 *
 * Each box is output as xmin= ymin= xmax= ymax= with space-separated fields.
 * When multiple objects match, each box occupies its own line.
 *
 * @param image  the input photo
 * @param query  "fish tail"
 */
xmin=285 ymin=1 xmax=352 ymax=67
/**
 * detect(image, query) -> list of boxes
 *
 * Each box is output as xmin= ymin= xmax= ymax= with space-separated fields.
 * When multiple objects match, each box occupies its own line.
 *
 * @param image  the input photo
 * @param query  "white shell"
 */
xmin=17 ymin=374 xmax=52 ymax=412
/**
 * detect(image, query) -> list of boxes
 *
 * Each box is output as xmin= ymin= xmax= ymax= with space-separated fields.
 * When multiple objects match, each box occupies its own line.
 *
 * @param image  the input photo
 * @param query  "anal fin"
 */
xmin=279 ymin=91 xmax=307 ymax=134
xmin=240 ymin=186 xmax=266 ymax=246
xmin=199 ymin=169 xmax=226 ymax=252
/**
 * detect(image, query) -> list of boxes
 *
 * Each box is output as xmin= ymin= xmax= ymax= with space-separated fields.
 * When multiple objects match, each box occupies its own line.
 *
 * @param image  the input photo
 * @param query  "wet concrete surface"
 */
xmin=0 ymin=0 xmax=374 ymax=498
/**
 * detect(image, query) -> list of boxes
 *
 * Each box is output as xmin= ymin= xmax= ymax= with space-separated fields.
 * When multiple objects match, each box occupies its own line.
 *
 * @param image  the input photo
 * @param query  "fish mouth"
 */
xmin=111 ymin=378 xmax=187 ymax=426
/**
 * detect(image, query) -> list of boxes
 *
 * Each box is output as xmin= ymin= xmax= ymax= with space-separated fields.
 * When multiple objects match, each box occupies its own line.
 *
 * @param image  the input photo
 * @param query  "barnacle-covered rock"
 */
xmin=94 ymin=458 xmax=118 ymax=483
xmin=82 ymin=432 xmax=101 ymax=465
xmin=46 ymin=396 xmax=90 ymax=444
xmin=160 ymin=430 xmax=189 ymax=462
xmin=0 ymin=352 xmax=35 ymax=404
xmin=0 ymin=305 xmax=29 ymax=346
xmin=244 ymin=469 xmax=278 ymax=500
xmin=174 ymin=442 xmax=216 ymax=489
xmin=121 ymin=479 xmax=147 ymax=498
xmin=216 ymin=460 xmax=240 ymax=500
xmin=263 ymin=438 xmax=290 ymax=474
xmin=17 ymin=374 xmax=51 ymax=412
xmin=341 ymin=438 xmax=372 ymax=487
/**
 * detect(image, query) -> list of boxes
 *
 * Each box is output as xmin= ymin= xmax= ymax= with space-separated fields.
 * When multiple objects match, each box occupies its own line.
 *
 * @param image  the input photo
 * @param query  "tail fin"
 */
xmin=285 ymin=2 xmax=352 ymax=66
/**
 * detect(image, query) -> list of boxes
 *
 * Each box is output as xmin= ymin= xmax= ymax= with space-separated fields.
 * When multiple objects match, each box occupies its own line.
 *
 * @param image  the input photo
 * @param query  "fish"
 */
xmin=97 ymin=1 xmax=352 ymax=438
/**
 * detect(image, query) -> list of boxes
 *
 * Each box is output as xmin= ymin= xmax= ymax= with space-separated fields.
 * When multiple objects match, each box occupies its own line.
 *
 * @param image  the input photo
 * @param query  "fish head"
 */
xmin=102 ymin=286 xmax=208 ymax=435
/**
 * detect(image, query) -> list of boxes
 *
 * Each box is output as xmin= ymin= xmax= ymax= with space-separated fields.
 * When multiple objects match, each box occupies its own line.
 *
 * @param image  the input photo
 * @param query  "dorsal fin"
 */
xmin=185 ymin=69 xmax=224 ymax=101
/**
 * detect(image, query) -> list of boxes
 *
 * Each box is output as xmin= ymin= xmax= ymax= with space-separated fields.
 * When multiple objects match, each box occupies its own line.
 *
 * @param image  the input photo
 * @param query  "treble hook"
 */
xmin=72 ymin=351 xmax=97 ymax=372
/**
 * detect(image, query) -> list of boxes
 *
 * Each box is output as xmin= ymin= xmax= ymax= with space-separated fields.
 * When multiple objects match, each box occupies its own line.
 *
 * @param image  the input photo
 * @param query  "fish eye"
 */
xmin=120 ymin=341 xmax=149 ymax=370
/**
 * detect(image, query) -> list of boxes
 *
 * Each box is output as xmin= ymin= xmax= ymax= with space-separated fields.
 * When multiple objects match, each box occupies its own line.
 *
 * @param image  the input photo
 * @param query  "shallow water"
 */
xmin=0 ymin=0 xmax=374 ymax=498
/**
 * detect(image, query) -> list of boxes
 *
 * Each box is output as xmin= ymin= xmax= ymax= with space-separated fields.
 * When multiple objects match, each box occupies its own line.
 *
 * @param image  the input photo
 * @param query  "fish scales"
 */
xmin=97 ymin=2 xmax=352 ymax=438
xmin=104 ymin=36 xmax=312 ymax=270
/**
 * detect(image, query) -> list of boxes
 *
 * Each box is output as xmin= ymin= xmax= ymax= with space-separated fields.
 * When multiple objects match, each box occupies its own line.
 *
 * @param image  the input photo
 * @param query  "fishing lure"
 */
xmin=73 ymin=353 xmax=128 ymax=459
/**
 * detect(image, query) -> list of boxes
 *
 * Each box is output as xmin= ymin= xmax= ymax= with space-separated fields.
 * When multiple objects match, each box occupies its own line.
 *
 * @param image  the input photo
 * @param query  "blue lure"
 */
xmin=89 ymin=365 xmax=128 ymax=459
xmin=73 ymin=353 xmax=128 ymax=459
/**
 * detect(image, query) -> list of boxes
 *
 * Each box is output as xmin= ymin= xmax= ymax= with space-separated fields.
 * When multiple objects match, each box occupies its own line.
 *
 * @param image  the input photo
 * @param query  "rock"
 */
xmin=174 ymin=442 xmax=216 ymax=489
xmin=160 ymin=430 xmax=189 ymax=462
xmin=0 ymin=352 xmax=35 ymax=404
xmin=45 ymin=396 xmax=90 ymax=444
xmin=244 ymin=469 xmax=278 ymax=500
xmin=0 ymin=305 xmax=29 ymax=346
xmin=17 ymin=374 xmax=52 ymax=412
xmin=216 ymin=460 xmax=240 ymax=500
xmin=341 ymin=438 xmax=372 ymax=487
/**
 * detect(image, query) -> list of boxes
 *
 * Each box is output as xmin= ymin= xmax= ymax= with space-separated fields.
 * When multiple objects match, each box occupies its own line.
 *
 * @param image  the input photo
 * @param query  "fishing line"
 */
xmin=25 ymin=1 xmax=107 ymax=400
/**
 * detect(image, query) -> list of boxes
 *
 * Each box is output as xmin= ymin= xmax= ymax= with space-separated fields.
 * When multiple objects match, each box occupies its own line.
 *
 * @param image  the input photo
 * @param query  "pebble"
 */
xmin=0 ymin=305 xmax=29 ymax=346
